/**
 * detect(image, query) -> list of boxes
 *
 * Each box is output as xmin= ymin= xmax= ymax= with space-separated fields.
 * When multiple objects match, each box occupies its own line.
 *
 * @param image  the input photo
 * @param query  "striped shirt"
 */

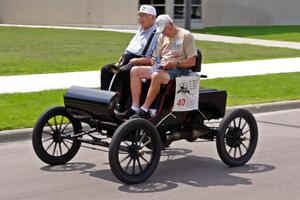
xmin=125 ymin=24 xmax=159 ymax=57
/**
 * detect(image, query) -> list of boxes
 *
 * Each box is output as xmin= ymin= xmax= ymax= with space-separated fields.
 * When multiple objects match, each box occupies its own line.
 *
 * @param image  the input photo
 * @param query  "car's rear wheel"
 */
xmin=216 ymin=109 xmax=258 ymax=167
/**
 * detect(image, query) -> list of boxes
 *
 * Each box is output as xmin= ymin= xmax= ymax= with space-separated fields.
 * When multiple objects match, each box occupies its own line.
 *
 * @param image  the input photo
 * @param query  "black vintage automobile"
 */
xmin=32 ymin=50 xmax=258 ymax=184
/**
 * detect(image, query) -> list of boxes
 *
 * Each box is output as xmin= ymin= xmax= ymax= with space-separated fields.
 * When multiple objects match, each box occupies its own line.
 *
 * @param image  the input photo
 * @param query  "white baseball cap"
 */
xmin=156 ymin=14 xmax=173 ymax=33
xmin=139 ymin=5 xmax=157 ymax=16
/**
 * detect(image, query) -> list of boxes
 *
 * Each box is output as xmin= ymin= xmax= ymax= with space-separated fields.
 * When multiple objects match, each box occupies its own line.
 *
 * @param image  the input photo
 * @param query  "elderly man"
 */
xmin=100 ymin=5 xmax=159 ymax=112
xmin=123 ymin=14 xmax=197 ymax=119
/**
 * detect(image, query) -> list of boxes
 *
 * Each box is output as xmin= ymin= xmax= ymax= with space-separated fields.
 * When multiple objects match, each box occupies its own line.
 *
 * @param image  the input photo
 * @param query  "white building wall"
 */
xmin=0 ymin=0 xmax=299 ymax=27
xmin=0 ymin=0 xmax=138 ymax=27
xmin=203 ymin=0 xmax=300 ymax=27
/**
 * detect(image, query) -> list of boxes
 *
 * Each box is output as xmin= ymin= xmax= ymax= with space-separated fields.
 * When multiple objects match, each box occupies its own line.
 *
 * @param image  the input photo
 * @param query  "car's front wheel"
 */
xmin=109 ymin=118 xmax=161 ymax=184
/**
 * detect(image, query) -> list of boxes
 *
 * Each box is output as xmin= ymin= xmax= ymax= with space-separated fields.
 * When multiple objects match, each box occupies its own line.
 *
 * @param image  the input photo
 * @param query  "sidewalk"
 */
xmin=0 ymin=71 xmax=100 ymax=94
xmin=1 ymin=24 xmax=300 ymax=50
xmin=1 ymin=57 xmax=300 ymax=94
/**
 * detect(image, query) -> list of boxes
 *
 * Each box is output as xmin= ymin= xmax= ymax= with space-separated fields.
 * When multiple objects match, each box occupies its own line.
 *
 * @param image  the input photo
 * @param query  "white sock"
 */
xmin=131 ymin=106 xmax=139 ymax=112
xmin=140 ymin=107 xmax=148 ymax=112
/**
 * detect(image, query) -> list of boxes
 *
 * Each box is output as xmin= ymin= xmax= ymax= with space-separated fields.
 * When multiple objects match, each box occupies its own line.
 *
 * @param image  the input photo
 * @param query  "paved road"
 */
xmin=1 ymin=109 xmax=300 ymax=200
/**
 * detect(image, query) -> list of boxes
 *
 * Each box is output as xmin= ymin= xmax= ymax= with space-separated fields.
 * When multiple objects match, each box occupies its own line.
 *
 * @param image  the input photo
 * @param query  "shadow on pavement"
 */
xmin=41 ymin=162 xmax=96 ymax=172
xmin=39 ymin=148 xmax=275 ymax=193
xmin=118 ymin=156 xmax=275 ymax=193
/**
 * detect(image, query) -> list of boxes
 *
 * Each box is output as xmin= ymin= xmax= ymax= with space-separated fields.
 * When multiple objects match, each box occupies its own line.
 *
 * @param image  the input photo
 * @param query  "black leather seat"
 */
xmin=190 ymin=48 xmax=202 ymax=73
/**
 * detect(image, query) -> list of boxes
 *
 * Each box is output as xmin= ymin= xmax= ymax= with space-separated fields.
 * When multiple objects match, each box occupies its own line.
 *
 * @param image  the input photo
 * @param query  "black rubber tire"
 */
xmin=109 ymin=118 xmax=161 ymax=184
xmin=32 ymin=106 xmax=82 ymax=165
xmin=216 ymin=109 xmax=258 ymax=167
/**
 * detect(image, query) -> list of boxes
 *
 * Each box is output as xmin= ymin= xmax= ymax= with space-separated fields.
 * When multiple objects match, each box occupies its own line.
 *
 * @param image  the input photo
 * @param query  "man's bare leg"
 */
xmin=142 ymin=71 xmax=170 ymax=109
xmin=130 ymin=66 xmax=152 ymax=107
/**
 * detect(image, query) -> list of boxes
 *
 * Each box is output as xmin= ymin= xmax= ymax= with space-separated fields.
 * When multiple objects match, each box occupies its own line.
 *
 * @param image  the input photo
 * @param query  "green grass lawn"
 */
xmin=201 ymin=72 xmax=300 ymax=106
xmin=0 ymin=27 xmax=131 ymax=75
xmin=1 ymin=27 xmax=300 ymax=76
xmin=0 ymin=90 xmax=65 ymax=130
xmin=196 ymin=40 xmax=300 ymax=64
xmin=1 ymin=72 xmax=299 ymax=130
xmin=194 ymin=25 xmax=300 ymax=42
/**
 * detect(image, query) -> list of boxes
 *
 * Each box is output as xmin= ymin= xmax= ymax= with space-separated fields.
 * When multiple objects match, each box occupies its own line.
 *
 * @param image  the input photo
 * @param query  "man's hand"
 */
xmin=150 ymin=58 xmax=156 ymax=66
xmin=162 ymin=62 xmax=176 ymax=70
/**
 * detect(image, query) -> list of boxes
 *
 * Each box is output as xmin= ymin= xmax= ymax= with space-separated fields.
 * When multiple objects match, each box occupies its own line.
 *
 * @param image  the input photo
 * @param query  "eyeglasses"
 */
xmin=137 ymin=13 xmax=151 ymax=19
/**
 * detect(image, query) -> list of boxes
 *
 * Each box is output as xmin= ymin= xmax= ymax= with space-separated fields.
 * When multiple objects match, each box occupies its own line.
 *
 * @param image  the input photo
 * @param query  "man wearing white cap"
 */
xmin=123 ymin=14 xmax=197 ymax=119
xmin=100 ymin=5 xmax=159 ymax=112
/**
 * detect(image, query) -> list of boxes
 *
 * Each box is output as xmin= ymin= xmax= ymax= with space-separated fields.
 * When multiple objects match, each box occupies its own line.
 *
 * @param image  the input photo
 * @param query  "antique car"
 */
xmin=32 ymin=49 xmax=258 ymax=184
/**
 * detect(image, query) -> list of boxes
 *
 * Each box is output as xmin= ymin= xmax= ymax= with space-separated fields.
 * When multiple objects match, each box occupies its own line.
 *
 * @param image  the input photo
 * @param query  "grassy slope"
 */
xmin=201 ymin=72 xmax=300 ymax=106
xmin=196 ymin=40 xmax=300 ymax=64
xmin=0 ymin=27 xmax=131 ymax=75
xmin=1 ymin=27 xmax=300 ymax=75
xmin=0 ymin=90 xmax=66 ymax=130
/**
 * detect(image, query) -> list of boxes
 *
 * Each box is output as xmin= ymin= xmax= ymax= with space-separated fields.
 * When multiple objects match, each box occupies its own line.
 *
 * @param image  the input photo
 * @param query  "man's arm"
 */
xmin=163 ymin=56 xmax=196 ymax=70
xmin=128 ymin=57 xmax=154 ymax=66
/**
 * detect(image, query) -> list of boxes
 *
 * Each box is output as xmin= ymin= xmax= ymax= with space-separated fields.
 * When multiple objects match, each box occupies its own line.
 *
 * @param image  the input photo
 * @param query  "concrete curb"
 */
xmin=1 ymin=100 xmax=300 ymax=143
xmin=227 ymin=100 xmax=300 ymax=114
xmin=0 ymin=128 xmax=33 ymax=143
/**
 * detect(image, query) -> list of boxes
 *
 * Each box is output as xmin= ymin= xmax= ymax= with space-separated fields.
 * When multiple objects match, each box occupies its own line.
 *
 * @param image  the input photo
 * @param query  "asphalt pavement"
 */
xmin=0 ymin=109 xmax=300 ymax=200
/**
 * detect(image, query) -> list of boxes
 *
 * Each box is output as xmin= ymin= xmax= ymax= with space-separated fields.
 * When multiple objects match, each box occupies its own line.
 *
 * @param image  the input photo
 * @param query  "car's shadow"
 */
xmin=41 ymin=148 xmax=275 ymax=193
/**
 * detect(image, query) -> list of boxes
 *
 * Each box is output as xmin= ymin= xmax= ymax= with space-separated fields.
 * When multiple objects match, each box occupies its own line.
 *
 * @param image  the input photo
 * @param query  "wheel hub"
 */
xmin=128 ymin=144 xmax=140 ymax=159
xmin=53 ymin=130 xmax=63 ymax=143
xmin=226 ymin=127 xmax=243 ymax=148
